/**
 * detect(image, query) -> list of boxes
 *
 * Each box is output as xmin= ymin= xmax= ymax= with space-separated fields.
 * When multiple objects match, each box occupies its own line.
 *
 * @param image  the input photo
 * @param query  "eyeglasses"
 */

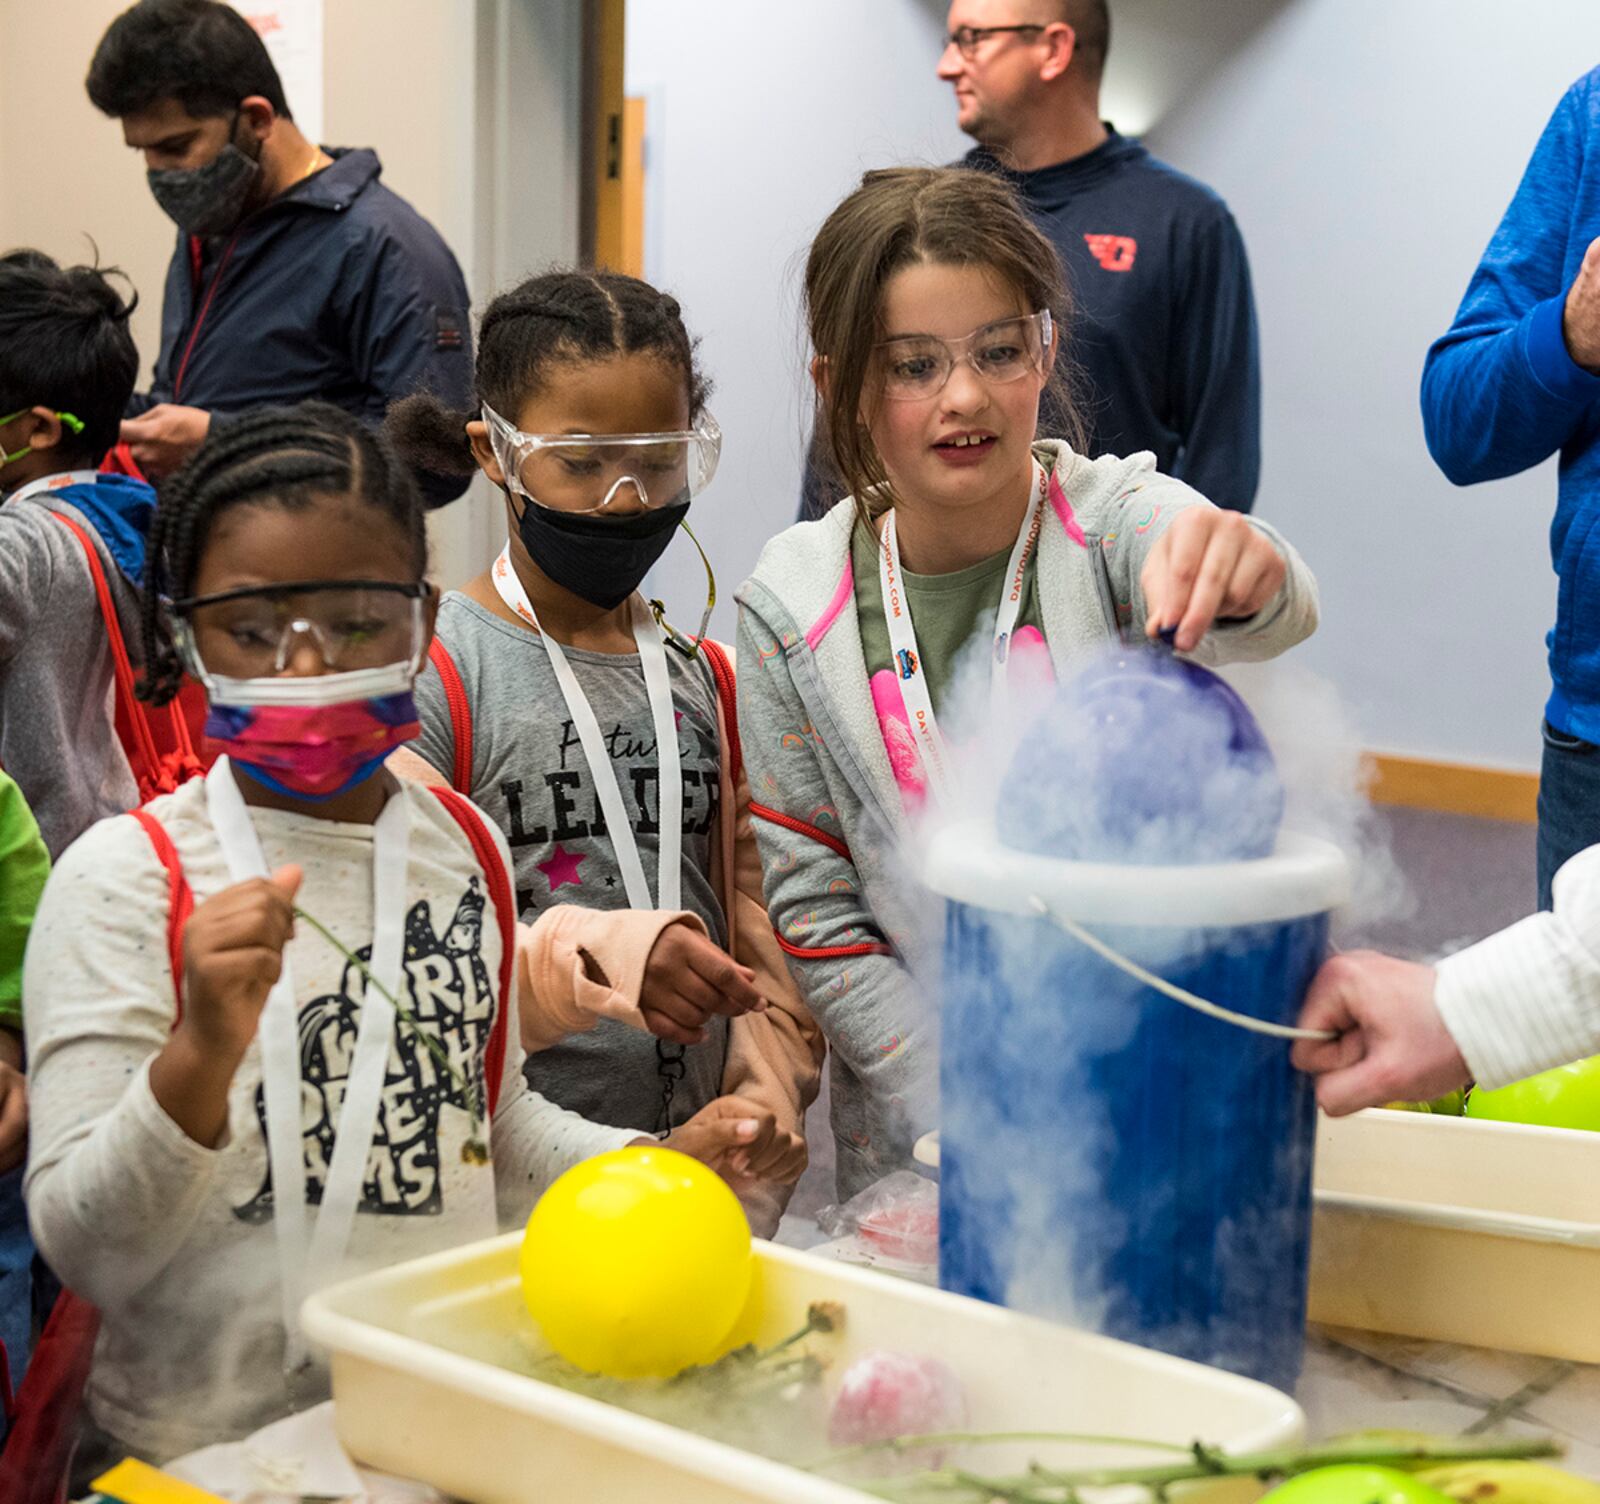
xmin=173 ymin=579 xmax=433 ymax=678
xmin=0 ymin=408 xmax=85 ymax=465
xmin=944 ymin=23 xmax=1045 ymax=58
xmin=876 ymin=311 xmax=1054 ymax=401
xmin=0 ymin=408 xmax=83 ymax=433
xmin=648 ymin=518 xmax=718 ymax=661
xmin=481 ymin=405 xmax=722 ymax=515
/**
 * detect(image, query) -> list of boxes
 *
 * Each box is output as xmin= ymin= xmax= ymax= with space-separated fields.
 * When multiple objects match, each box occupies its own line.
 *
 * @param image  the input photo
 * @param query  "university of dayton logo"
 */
xmin=896 ymin=647 xmax=919 ymax=680
xmin=1084 ymin=233 xmax=1138 ymax=272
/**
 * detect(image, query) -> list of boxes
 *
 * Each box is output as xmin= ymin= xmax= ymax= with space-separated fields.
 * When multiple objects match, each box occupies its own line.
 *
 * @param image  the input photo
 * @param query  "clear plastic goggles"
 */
xmin=482 ymin=404 xmax=723 ymax=514
xmin=172 ymin=579 xmax=433 ymax=686
xmin=876 ymin=310 xmax=1054 ymax=401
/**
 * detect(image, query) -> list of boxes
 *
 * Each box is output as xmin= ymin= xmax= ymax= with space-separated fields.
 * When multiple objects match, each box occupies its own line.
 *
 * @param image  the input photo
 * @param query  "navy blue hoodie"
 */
xmin=131 ymin=147 xmax=473 ymax=506
xmin=969 ymin=131 xmax=1260 ymax=514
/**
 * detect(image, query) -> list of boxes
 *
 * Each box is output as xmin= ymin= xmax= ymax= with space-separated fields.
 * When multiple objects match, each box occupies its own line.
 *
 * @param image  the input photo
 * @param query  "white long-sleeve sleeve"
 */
xmin=23 ymin=812 xmax=227 ymax=1308
xmin=1435 ymin=845 xmax=1600 ymax=1087
xmin=490 ymin=1033 xmax=638 ymax=1226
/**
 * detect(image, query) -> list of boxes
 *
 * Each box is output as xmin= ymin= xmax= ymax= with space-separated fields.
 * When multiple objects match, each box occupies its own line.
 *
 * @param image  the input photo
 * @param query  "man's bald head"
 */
xmin=939 ymin=0 xmax=1113 ymax=164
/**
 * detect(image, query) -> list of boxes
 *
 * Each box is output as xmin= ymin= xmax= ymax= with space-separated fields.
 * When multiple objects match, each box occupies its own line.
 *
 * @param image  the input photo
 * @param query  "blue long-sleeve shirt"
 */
xmin=1422 ymin=68 xmax=1600 ymax=740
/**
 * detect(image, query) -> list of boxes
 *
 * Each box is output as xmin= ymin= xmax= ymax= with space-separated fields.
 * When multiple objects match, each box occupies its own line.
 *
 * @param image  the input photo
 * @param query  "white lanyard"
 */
xmin=490 ymin=545 xmax=681 ymax=912
xmin=206 ymin=757 xmax=409 ymax=1367
xmin=878 ymin=460 xmax=1048 ymax=812
xmin=5 ymin=469 xmax=102 ymax=504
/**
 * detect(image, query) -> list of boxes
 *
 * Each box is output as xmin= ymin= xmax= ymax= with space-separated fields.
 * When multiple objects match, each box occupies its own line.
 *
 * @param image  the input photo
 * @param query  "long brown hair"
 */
xmin=804 ymin=166 xmax=1084 ymax=523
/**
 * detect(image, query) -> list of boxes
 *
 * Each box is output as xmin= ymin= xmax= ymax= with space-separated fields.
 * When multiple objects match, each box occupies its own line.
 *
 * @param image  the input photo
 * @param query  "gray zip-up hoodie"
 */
xmin=735 ymin=442 xmax=1320 ymax=1198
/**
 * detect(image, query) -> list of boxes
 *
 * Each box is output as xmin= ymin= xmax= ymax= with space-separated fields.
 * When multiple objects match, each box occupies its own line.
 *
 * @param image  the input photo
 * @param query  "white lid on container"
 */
xmin=923 ymin=818 xmax=1350 ymax=928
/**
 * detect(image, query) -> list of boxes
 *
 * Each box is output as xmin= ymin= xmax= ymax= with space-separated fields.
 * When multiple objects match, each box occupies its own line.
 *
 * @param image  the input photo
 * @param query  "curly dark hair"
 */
xmin=139 ymin=401 xmax=426 ymax=705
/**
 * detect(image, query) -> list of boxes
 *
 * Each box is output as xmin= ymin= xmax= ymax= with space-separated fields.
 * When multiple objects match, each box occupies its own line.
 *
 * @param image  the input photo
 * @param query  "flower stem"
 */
xmin=807 ymin=1432 xmax=1193 ymax=1475
xmin=293 ymin=904 xmax=488 ymax=1151
xmin=816 ymin=1431 xmax=1563 ymax=1500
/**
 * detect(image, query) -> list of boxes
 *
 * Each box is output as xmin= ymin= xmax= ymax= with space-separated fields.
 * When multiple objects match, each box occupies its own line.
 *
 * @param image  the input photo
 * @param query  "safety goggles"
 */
xmin=481 ymin=404 xmax=723 ymax=515
xmin=647 ymin=521 xmax=718 ymax=661
xmin=172 ymin=579 xmax=433 ymax=691
xmin=0 ymin=408 xmax=84 ymax=463
xmin=875 ymin=310 xmax=1053 ymax=401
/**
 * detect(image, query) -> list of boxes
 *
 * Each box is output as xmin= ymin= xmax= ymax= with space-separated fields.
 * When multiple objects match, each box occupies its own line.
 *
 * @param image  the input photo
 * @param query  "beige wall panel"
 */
xmin=0 ymin=0 xmax=177 ymax=379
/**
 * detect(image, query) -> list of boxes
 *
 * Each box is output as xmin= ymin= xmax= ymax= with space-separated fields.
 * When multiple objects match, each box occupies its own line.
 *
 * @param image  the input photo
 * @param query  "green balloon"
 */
xmin=1263 ymin=1466 xmax=1454 ymax=1504
xmin=1465 ymin=1056 xmax=1600 ymax=1132
xmin=1383 ymin=1089 xmax=1466 ymax=1116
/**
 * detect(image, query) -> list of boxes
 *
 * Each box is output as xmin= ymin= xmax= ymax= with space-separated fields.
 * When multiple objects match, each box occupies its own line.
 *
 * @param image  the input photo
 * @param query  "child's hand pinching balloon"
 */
xmin=178 ymin=865 xmax=302 ymax=1067
xmin=1141 ymin=507 xmax=1286 ymax=652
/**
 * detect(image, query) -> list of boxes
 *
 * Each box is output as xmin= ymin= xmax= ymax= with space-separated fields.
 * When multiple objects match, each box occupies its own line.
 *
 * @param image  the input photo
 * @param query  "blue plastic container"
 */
xmin=923 ymin=825 xmax=1348 ymax=1394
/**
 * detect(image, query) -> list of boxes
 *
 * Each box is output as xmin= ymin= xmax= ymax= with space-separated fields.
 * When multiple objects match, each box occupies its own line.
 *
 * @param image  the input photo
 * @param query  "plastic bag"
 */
xmin=817 ymin=1170 xmax=939 ymax=1267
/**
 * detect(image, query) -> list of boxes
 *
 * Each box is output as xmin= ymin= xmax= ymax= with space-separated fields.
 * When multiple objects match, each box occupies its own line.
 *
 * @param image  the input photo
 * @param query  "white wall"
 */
xmin=629 ymin=0 xmax=1599 ymax=773
xmin=625 ymin=0 xmax=968 ymax=640
xmin=1133 ymin=0 xmax=1600 ymax=772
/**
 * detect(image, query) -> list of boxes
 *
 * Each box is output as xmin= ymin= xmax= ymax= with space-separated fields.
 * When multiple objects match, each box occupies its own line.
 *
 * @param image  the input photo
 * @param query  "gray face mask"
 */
xmin=146 ymin=118 xmax=261 ymax=236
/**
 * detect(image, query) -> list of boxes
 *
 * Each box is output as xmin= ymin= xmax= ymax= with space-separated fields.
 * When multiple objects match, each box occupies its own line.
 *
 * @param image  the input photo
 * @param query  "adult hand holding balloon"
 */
xmin=519 ymin=1146 xmax=754 ymax=1379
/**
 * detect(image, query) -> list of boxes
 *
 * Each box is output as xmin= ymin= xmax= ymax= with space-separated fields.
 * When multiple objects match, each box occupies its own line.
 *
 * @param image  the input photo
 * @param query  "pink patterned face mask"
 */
xmin=204 ymin=684 xmax=420 ymax=801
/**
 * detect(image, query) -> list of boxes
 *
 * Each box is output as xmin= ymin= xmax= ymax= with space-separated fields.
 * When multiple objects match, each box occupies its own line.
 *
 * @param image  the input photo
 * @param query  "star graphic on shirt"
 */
xmin=604 ymin=875 xmax=617 ymax=888
xmin=537 ymin=844 xmax=587 ymax=892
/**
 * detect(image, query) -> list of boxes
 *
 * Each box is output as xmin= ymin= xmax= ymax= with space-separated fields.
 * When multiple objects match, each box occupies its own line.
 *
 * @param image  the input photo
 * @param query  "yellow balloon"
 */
xmin=519 ymin=1145 xmax=753 ymax=1379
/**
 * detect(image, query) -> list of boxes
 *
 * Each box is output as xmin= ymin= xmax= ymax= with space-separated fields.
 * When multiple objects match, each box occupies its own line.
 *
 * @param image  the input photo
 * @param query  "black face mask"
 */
xmin=516 ymin=495 xmax=690 ymax=609
xmin=147 ymin=114 xmax=262 ymax=236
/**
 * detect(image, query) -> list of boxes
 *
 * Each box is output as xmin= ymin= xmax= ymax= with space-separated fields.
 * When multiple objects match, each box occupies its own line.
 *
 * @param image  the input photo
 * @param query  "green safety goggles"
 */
xmin=0 ymin=408 xmax=85 ymax=464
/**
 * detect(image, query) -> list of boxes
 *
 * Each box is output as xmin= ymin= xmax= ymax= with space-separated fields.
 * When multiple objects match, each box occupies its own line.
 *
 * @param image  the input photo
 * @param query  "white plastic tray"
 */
xmin=303 ymin=1233 xmax=1304 ymax=1504
xmin=1308 ymin=1108 xmax=1600 ymax=1359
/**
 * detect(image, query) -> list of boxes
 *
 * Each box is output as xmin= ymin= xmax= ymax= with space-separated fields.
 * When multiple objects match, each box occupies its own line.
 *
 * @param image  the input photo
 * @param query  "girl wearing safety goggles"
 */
xmin=20 ymin=402 xmax=788 ymax=1475
xmin=736 ymin=167 xmax=1323 ymax=1201
xmin=388 ymin=270 xmax=820 ymax=1236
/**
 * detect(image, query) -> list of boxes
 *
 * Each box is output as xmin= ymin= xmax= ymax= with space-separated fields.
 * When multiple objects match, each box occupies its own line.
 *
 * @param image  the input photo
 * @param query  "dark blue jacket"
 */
xmin=131 ymin=147 xmax=473 ymax=506
xmin=1421 ymin=69 xmax=1600 ymax=741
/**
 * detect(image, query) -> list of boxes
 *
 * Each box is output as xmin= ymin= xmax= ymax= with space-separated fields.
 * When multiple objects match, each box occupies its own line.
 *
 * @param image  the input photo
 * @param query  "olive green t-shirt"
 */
xmin=851 ymin=518 xmax=1045 ymax=715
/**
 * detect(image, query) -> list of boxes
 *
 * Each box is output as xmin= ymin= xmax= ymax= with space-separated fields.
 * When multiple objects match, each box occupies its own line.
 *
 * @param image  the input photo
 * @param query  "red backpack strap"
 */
xmin=98 ymin=441 xmax=145 ymax=481
xmin=426 ymin=638 xmax=473 ymax=794
xmin=0 ymin=1289 xmax=100 ymax=1502
xmin=128 ymin=808 xmax=192 ymax=1022
xmin=50 ymin=512 xmax=164 ymax=792
xmin=700 ymin=639 xmax=741 ymax=787
xmin=428 ymin=787 xmax=513 ymax=1118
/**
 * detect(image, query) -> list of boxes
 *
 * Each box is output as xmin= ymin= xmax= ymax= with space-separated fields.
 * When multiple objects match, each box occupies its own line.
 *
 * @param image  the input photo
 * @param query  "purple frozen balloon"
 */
xmin=997 ymin=646 xmax=1283 ymax=864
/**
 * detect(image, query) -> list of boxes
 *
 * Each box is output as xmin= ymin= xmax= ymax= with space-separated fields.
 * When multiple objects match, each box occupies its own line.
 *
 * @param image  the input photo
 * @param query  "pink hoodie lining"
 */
xmin=1049 ymin=470 xmax=1089 ymax=549
xmin=806 ymin=554 xmax=855 ymax=650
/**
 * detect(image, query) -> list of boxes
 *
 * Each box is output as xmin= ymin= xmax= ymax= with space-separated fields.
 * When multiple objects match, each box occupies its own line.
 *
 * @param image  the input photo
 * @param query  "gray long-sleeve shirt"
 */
xmin=0 ymin=481 xmax=139 ymax=856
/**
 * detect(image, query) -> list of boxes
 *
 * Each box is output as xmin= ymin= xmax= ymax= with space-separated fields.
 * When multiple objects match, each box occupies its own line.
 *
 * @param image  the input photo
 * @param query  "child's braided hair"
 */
xmin=138 ymin=400 xmax=427 ymax=705
xmin=387 ymin=268 xmax=711 ymax=475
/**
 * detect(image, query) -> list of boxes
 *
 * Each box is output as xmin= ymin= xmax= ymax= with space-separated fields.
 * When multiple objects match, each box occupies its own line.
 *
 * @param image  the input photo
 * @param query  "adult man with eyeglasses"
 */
xmin=85 ymin=0 xmax=474 ymax=507
xmin=939 ymin=1 xmax=1261 ymax=515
